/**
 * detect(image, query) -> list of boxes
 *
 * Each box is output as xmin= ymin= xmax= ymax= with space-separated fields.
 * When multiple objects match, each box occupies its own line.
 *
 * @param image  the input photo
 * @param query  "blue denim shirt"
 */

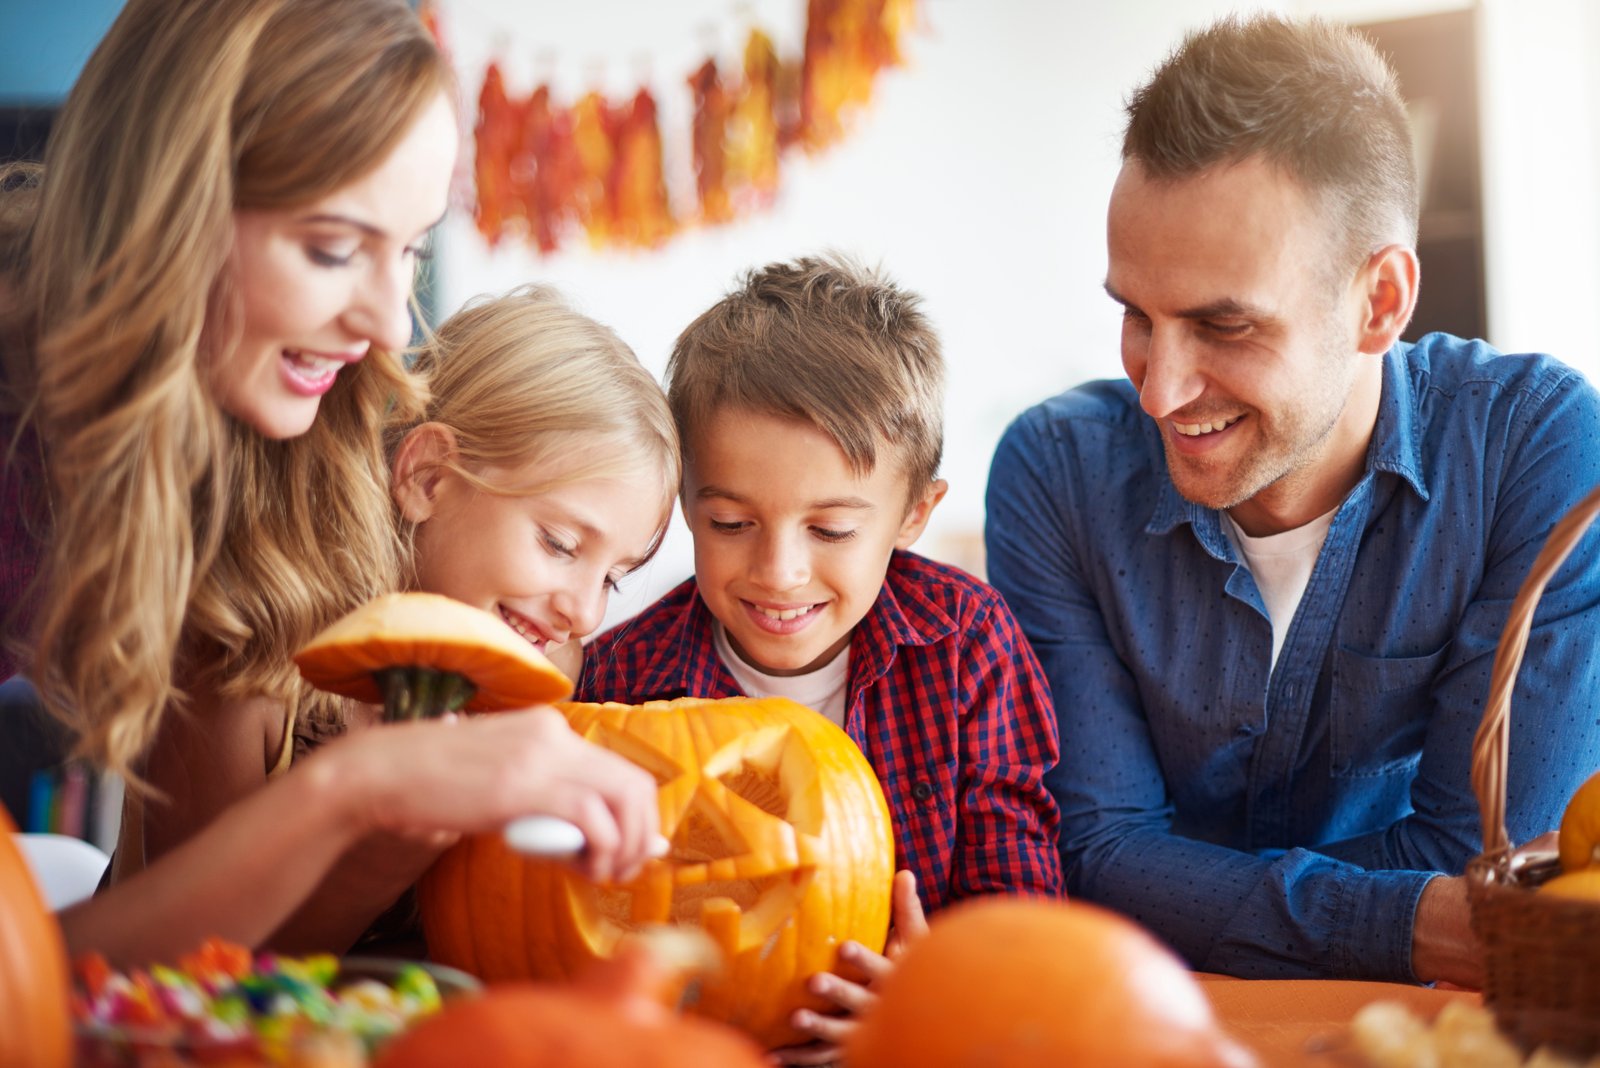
xmin=985 ymin=334 xmax=1600 ymax=981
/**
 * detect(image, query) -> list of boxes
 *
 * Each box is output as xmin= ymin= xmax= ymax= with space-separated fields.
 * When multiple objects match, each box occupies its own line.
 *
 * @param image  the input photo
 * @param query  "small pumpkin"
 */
xmin=375 ymin=930 xmax=768 ymax=1068
xmin=0 ymin=803 xmax=72 ymax=1068
xmin=294 ymin=592 xmax=571 ymax=720
xmin=419 ymin=696 xmax=894 ymax=1048
xmin=1558 ymin=769 xmax=1600 ymax=874
xmin=1539 ymin=869 xmax=1600 ymax=901
xmin=846 ymin=896 xmax=1260 ymax=1068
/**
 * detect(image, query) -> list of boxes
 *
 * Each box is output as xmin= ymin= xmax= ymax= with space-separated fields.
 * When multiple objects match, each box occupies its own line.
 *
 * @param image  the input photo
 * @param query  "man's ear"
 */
xmin=391 ymin=422 xmax=458 ymax=524
xmin=1355 ymin=244 xmax=1420 ymax=356
xmin=895 ymin=478 xmax=950 ymax=550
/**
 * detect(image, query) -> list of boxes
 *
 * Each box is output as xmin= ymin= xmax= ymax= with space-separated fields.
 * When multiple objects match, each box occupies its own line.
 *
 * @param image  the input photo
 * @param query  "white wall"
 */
xmin=433 ymin=0 xmax=1600 ymax=631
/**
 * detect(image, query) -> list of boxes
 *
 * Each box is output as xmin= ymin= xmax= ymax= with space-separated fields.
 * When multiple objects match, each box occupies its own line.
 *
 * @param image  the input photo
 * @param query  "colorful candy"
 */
xmin=73 ymin=938 xmax=445 ymax=1067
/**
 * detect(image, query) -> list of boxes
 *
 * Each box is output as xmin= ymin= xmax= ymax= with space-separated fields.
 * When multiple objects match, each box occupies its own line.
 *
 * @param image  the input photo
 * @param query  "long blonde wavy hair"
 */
xmin=389 ymin=285 xmax=681 ymax=579
xmin=4 ymin=0 xmax=449 ymax=780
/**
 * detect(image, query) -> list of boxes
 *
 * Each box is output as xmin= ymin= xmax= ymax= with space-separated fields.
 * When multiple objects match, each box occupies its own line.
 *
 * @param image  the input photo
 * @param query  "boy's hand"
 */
xmin=768 ymin=870 xmax=927 ymax=1065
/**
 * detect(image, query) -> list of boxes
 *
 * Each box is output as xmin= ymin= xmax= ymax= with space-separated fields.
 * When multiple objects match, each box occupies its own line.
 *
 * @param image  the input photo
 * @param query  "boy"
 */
xmin=579 ymin=254 xmax=1061 ymax=1060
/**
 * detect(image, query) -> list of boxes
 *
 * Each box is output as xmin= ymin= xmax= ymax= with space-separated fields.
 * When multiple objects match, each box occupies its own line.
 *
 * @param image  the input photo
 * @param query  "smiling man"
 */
xmin=986 ymin=14 xmax=1600 ymax=985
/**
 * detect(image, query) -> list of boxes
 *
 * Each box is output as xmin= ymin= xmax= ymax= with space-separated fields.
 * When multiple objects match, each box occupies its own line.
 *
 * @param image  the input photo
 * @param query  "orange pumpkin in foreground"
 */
xmin=0 ymin=804 xmax=72 ymax=1068
xmin=420 ymin=697 xmax=894 ymax=1048
xmin=847 ymin=896 xmax=1260 ymax=1068
xmin=376 ymin=931 xmax=767 ymax=1068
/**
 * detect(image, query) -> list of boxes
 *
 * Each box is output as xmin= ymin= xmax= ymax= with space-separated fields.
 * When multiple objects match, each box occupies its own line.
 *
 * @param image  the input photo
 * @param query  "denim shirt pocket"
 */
xmin=1328 ymin=644 xmax=1448 ymax=778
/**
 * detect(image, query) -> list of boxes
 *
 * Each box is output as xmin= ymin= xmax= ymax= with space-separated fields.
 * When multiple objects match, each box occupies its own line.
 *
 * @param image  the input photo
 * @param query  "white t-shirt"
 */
xmin=1222 ymin=505 xmax=1339 ymax=670
xmin=712 ymin=623 xmax=850 ymax=727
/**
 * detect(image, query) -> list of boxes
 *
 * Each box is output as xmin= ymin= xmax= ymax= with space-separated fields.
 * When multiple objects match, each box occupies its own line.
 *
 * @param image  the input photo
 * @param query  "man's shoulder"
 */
xmin=1406 ymin=332 xmax=1593 ymax=406
xmin=1005 ymin=377 xmax=1145 ymax=442
xmin=995 ymin=377 xmax=1162 ymax=486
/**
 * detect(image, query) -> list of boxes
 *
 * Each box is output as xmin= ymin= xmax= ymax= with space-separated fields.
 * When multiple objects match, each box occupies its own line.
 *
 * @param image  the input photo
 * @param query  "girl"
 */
xmin=137 ymin=285 xmax=681 ymax=955
xmin=1 ymin=0 xmax=658 ymax=965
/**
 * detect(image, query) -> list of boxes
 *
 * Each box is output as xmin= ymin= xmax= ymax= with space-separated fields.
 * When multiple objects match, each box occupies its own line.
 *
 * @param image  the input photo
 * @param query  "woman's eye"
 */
xmin=307 ymin=246 xmax=355 ymax=268
xmin=708 ymin=519 xmax=747 ymax=534
xmin=404 ymin=240 xmax=435 ymax=262
xmin=602 ymin=572 xmax=625 ymax=593
xmin=1206 ymin=321 xmax=1250 ymax=338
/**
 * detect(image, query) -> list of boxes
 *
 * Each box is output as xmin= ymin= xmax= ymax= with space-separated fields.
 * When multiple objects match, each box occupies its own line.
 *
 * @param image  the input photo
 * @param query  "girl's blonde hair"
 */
xmin=4 ymin=0 xmax=448 ymax=779
xmin=390 ymin=284 xmax=680 ymax=578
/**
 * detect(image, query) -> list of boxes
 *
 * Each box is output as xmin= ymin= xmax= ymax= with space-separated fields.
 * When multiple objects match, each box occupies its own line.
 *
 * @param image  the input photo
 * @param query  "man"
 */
xmin=985 ymin=13 xmax=1600 ymax=985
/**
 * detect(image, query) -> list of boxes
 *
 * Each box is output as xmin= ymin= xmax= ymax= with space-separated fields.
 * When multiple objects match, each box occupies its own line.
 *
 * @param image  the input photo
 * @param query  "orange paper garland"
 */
xmin=433 ymin=0 xmax=917 ymax=255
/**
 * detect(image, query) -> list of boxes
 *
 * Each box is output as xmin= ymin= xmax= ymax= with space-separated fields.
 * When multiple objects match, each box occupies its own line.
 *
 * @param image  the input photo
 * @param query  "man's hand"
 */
xmin=1410 ymin=875 xmax=1482 ymax=988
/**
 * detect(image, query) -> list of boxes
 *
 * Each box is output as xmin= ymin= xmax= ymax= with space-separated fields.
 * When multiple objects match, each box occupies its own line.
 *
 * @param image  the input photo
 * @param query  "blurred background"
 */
xmin=3 ymin=0 xmax=1598 ymax=836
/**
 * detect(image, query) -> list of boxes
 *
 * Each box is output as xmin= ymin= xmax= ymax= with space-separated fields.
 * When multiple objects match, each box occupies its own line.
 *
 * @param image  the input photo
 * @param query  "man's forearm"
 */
xmin=1410 ymin=875 xmax=1483 ymax=988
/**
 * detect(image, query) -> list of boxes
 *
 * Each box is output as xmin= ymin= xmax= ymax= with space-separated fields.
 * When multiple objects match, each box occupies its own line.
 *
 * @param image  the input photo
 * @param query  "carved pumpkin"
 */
xmin=847 ymin=897 xmax=1260 ymax=1068
xmin=294 ymin=592 xmax=572 ymax=720
xmin=0 ymin=804 xmax=72 ymax=1068
xmin=376 ymin=930 xmax=768 ymax=1068
xmin=419 ymin=697 xmax=894 ymax=1048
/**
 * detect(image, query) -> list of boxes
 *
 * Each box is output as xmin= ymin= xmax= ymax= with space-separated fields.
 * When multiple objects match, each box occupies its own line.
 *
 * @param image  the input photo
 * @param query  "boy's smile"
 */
xmin=684 ymin=408 xmax=943 ymax=677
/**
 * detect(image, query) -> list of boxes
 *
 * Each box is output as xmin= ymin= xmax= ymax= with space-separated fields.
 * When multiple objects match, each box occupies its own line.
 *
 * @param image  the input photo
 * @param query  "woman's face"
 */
xmin=213 ymin=90 xmax=457 ymax=439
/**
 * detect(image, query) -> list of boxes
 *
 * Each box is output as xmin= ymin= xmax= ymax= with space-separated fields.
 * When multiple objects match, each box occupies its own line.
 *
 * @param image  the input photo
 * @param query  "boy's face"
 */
xmin=684 ymin=408 xmax=945 ymax=677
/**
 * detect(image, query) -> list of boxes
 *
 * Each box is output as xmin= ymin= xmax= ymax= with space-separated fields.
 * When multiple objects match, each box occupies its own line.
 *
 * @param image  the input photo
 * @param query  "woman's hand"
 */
xmin=325 ymin=706 xmax=661 ymax=884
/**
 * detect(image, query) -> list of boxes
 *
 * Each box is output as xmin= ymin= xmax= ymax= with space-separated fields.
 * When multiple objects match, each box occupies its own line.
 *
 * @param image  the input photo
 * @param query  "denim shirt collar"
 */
xmin=1144 ymin=344 xmax=1430 ymax=551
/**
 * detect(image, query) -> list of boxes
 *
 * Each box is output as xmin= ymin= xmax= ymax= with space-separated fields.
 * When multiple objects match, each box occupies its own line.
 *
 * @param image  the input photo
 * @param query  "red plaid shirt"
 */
xmin=578 ymin=550 xmax=1063 ymax=912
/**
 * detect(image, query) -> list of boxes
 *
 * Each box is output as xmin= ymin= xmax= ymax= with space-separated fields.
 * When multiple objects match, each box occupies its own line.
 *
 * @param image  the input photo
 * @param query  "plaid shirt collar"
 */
xmin=629 ymin=550 xmax=961 ymax=702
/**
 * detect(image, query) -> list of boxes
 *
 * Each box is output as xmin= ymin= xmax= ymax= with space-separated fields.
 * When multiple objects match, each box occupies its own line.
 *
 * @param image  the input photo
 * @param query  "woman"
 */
xmin=0 ymin=0 xmax=658 ymax=966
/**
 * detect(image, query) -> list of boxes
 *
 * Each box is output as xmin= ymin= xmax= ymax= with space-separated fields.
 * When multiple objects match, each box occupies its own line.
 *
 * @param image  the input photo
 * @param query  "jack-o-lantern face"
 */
xmin=418 ymin=697 xmax=895 ymax=1048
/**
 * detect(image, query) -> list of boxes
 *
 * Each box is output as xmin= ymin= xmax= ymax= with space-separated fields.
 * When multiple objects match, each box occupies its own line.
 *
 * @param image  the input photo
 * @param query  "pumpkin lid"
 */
xmin=294 ymin=593 xmax=572 ymax=710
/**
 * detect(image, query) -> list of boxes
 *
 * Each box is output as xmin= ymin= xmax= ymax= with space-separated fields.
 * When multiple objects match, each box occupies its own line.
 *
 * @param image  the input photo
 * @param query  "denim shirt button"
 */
xmin=1236 ymin=723 xmax=1254 ymax=737
xmin=911 ymin=781 xmax=934 ymax=802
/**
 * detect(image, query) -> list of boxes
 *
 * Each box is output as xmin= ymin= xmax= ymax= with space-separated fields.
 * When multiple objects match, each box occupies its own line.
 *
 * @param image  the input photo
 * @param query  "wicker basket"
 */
xmin=1466 ymin=484 xmax=1600 ymax=1056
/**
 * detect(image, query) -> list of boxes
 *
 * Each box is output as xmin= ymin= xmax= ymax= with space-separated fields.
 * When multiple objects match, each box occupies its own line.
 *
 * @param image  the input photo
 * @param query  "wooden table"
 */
xmin=1196 ymin=974 xmax=1480 ymax=1067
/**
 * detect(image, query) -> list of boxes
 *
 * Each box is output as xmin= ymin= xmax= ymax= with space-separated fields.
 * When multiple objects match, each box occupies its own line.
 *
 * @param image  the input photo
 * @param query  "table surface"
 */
xmin=1196 ymin=974 xmax=1480 ymax=1068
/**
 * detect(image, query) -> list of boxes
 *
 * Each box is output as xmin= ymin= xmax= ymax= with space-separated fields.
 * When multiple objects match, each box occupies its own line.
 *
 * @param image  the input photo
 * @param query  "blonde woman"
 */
xmin=0 ymin=0 xmax=658 ymax=966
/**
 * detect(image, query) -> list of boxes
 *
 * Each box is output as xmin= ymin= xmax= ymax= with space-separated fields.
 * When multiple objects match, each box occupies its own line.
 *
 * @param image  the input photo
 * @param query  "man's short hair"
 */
xmin=667 ymin=253 xmax=944 ymax=502
xmin=1123 ymin=14 xmax=1418 ymax=267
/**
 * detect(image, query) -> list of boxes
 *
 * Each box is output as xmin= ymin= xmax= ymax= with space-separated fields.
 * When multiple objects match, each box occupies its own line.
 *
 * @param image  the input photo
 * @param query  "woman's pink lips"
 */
xmin=279 ymin=348 xmax=366 ymax=398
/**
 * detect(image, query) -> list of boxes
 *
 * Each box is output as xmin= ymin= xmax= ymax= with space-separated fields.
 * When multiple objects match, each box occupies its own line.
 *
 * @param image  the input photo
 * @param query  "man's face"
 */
xmin=1106 ymin=157 xmax=1375 ymax=533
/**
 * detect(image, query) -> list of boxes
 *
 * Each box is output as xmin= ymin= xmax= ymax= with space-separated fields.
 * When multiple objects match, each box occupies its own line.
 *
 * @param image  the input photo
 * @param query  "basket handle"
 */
xmin=1472 ymin=483 xmax=1600 ymax=856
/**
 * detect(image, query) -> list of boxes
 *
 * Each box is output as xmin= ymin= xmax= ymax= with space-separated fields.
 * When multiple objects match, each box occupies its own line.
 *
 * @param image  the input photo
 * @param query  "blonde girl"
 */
xmin=162 ymin=284 xmax=684 ymax=954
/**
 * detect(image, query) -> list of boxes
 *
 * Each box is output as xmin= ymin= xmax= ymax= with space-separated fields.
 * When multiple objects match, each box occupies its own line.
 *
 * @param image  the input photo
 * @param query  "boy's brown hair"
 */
xmin=667 ymin=254 xmax=944 ymax=505
xmin=1124 ymin=13 xmax=1417 ymax=272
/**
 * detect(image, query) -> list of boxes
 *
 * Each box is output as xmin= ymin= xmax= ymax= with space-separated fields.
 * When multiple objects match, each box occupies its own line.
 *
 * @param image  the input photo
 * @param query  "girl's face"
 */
xmin=404 ymin=446 xmax=669 ymax=654
xmin=212 ymin=91 xmax=457 ymax=439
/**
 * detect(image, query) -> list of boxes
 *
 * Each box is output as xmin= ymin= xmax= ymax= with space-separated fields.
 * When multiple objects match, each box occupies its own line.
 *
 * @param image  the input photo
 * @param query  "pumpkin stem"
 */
xmin=376 ymin=667 xmax=478 ymax=722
